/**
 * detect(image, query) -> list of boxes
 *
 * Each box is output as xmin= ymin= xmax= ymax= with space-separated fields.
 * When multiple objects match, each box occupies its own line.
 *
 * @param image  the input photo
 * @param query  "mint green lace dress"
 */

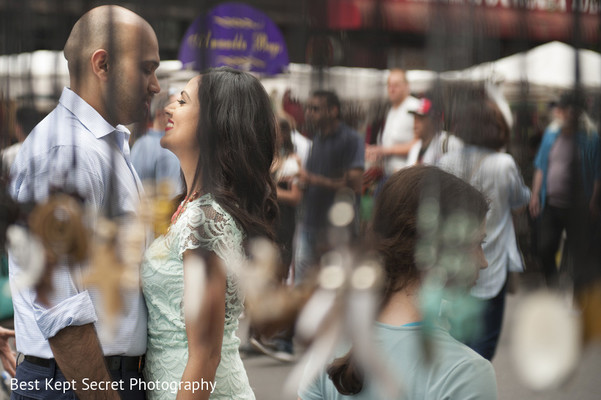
xmin=141 ymin=193 xmax=255 ymax=399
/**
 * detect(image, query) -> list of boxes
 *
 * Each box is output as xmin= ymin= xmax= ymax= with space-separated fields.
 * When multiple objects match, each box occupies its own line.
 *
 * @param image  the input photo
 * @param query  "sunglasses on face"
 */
xmin=306 ymin=105 xmax=323 ymax=112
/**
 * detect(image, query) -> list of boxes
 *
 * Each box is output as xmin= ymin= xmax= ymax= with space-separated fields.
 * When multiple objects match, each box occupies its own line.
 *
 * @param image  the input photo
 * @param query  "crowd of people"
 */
xmin=0 ymin=4 xmax=600 ymax=400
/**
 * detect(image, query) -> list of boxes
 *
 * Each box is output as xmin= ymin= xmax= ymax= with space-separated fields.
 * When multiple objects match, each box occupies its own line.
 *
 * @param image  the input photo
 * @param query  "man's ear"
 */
xmin=90 ymin=49 xmax=109 ymax=80
xmin=329 ymin=105 xmax=339 ymax=120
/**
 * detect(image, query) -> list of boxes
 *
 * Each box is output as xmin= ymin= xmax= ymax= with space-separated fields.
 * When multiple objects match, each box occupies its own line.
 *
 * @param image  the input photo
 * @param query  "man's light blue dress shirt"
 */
xmin=9 ymin=87 xmax=148 ymax=358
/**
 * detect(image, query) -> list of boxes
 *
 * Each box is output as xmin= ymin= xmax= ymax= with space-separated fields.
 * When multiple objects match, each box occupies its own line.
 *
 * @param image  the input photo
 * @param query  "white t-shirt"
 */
xmin=380 ymin=96 xmax=420 ymax=174
xmin=292 ymin=130 xmax=312 ymax=167
xmin=406 ymin=131 xmax=464 ymax=167
xmin=275 ymin=155 xmax=301 ymax=183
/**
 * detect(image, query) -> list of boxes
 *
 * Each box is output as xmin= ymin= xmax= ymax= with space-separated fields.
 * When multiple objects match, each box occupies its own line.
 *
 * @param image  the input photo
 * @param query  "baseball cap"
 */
xmin=409 ymin=98 xmax=432 ymax=117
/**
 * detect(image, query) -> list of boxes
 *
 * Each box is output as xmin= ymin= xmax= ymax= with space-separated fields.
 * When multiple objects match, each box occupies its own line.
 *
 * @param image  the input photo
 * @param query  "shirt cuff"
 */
xmin=34 ymin=291 xmax=98 ymax=339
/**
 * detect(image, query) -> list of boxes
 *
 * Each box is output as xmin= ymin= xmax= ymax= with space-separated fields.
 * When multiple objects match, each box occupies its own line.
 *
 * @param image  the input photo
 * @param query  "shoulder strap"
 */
xmin=442 ymin=134 xmax=449 ymax=154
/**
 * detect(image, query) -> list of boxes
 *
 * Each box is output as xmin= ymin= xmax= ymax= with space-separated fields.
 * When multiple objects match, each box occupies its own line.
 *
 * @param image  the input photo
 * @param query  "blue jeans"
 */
xmin=294 ymin=228 xmax=317 ymax=286
xmin=294 ymin=227 xmax=332 ymax=286
xmin=294 ymin=220 xmax=360 ymax=285
xmin=11 ymin=358 xmax=146 ymax=400
xmin=464 ymin=284 xmax=507 ymax=361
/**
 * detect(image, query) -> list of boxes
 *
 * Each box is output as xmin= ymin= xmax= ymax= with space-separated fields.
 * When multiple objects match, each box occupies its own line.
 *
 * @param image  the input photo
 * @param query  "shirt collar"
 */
xmin=58 ymin=87 xmax=131 ymax=142
xmin=146 ymin=128 xmax=165 ymax=137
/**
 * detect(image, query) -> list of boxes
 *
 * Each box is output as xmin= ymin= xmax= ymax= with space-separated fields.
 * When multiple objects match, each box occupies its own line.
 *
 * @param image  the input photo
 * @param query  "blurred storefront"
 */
xmin=1 ymin=1 xmax=599 ymax=68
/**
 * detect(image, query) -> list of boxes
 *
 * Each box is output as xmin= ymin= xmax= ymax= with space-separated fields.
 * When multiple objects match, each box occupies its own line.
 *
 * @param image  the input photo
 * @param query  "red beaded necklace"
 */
xmin=171 ymin=191 xmax=200 ymax=224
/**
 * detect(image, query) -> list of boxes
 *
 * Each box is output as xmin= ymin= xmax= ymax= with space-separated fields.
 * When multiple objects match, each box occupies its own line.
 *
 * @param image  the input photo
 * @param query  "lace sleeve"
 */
xmin=177 ymin=197 xmax=245 ymax=264
xmin=176 ymin=196 xmax=247 ymax=327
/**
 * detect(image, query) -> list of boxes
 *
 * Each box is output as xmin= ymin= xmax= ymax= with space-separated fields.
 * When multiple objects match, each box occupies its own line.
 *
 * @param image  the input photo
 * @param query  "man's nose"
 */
xmin=149 ymin=73 xmax=160 ymax=94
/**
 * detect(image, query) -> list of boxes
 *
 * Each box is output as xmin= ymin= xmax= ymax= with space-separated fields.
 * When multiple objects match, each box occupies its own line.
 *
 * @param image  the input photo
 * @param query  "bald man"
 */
xmin=9 ymin=6 xmax=159 ymax=400
xmin=366 ymin=69 xmax=420 ymax=175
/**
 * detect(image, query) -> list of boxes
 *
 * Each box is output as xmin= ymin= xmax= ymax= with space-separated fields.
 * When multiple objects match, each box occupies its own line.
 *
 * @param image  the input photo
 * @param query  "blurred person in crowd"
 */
xmin=275 ymin=90 xmax=311 ymax=167
xmin=131 ymin=90 xmax=182 ymax=198
xmin=529 ymin=91 xmax=601 ymax=289
xmin=299 ymin=165 xmax=496 ymax=400
xmin=8 ymin=5 xmax=160 ymax=399
xmin=438 ymin=98 xmax=531 ymax=361
xmin=547 ymin=100 xmax=561 ymax=130
xmin=250 ymin=117 xmax=303 ymax=363
xmin=273 ymin=117 xmax=303 ymax=281
xmin=141 ymin=67 xmax=277 ymax=399
xmin=406 ymin=97 xmax=463 ymax=166
xmin=1 ymin=106 xmax=42 ymax=173
xmin=283 ymin=89 xmax=306 ymax=137
xmin=295 ymin=90 xmax=364 ymax=284
xmin=365 ymin=69 xmax=420 ymax=176
xmin=277 ymin=110 xmax=311 ymax=168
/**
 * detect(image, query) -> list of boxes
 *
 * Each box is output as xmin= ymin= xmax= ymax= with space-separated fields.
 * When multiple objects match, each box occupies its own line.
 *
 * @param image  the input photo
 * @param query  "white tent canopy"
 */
xmin=5 ymin=42 xmax=598 ymax=107
xmin=0 ymin=51 xmax=69 ymax=108
xmin=441 ymin=41 xmax=601 ymax=101
xmin=0 ymin=52 xmax=434 ymax=109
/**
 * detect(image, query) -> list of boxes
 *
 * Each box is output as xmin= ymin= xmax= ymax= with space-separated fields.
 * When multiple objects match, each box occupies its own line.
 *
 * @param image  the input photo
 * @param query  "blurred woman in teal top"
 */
xmin=299 ymin=165 xmax=498 ymax=400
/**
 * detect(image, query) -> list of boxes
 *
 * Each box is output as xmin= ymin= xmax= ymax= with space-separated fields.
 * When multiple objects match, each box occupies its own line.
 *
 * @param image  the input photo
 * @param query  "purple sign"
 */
xmin=178 ymin=2 xmax=289 ymax=75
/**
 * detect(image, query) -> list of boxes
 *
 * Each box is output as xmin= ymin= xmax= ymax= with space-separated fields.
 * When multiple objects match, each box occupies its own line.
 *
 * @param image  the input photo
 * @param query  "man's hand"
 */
xmin=0 ymin=327 xmax=16 ymax=377
xmin=297 ymin=169 xmax=309 ymax=189
xmin=529 ymin=195 xmax=540 ymax=218
xmin=529 ymin=170 xmax=543 ymax=219
xmin=365 ymin=145 xmax=384 ymax=163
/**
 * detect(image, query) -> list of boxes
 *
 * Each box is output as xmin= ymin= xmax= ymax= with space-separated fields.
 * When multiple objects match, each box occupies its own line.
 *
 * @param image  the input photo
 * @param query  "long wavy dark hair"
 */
xmin=327 ymin=165 xmax=489 ymax=395
xmin=182 ymin=67 xmax=278 ymax=242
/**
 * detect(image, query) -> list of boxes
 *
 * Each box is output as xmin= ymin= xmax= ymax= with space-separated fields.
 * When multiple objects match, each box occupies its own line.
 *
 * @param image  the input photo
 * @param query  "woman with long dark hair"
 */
xmin=141 ymin=67 xmax=277 ymax=399
xmin=299 ymin=165 xmax=498 ymax=399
